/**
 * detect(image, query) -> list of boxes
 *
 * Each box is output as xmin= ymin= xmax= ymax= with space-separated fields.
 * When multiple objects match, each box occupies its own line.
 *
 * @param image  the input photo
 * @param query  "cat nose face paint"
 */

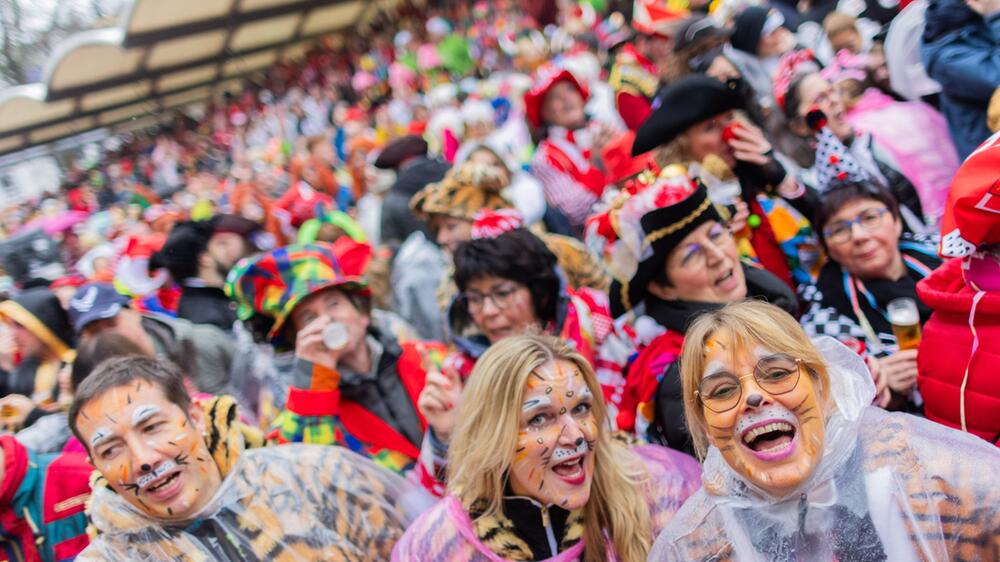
xmin=509 ymin=359 xmax=598 ymax=510
xmin=76 ymin=381 xmax=222 ymax=521
xmin=699 ymin=334 xmax=825 ymax=497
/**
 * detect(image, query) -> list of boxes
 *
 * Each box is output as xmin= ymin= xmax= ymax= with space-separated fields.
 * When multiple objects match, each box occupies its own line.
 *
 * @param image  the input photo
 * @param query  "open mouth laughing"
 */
xmin=738 ymin=416 xmax=798 ymax=462
xmin=551 ymin=453 xmax=587 ymax=485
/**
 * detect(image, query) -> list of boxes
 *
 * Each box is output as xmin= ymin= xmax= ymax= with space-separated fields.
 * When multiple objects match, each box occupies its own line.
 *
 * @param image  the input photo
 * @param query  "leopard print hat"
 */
xmin=409 ymin=161 xmax=511 ymax=222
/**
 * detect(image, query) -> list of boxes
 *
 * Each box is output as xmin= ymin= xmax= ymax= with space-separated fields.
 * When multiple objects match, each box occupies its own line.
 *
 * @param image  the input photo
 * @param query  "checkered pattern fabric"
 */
xmin=799 ymin=283 xmax=893 ymax=357
xmin=225 ymin=242 xmax=371 ymax=344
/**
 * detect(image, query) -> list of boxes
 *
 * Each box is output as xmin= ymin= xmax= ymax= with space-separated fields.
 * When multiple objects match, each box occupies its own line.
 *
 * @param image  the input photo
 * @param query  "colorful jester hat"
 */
xmin=224 ymin=239 xmax=372 ymax=346
xmin=807 ymin=108 xmax=870 ymax=193
xmin=585 ymin=162 xmax=722 ymax=317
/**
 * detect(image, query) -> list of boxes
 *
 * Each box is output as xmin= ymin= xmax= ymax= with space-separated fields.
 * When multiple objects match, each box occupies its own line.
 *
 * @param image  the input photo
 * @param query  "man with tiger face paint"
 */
xmin=67 ymin=356 xmax=432 ymax=561
xmin=651 ymin=301 xmax=1000 ymax=561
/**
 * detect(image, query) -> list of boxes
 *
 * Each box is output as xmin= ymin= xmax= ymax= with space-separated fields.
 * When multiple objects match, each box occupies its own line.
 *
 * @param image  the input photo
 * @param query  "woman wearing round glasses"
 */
xmin=396 ymin=335 xmax=701 ymax=561
xmin=650 ymin=300 xmax=1000 ymax=561
xmin=800 ymin=181 xmax=940 ymax=410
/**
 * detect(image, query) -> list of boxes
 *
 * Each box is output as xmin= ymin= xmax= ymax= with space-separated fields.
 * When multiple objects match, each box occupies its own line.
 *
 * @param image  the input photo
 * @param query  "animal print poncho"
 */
xmin=77 ymin=397 xmax=434 ymax=561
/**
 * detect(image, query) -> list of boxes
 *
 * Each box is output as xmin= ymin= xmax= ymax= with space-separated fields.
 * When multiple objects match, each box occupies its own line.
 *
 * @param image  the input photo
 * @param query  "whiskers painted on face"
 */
xmin=791 ymin=395 xmax=818 ymax=425
xmin=136 ymin=459 xmax=178 ymax=489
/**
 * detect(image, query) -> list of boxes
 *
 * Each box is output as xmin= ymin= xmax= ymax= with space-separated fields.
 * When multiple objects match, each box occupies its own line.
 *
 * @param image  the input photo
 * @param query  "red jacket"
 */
xmin=917 ymin=258 xmax=1000 ymax=445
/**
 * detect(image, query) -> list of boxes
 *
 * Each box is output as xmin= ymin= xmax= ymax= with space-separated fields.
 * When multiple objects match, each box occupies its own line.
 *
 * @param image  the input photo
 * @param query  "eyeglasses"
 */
xmin=675 ymin=223 xmax=733 ymax=270
xmin=822 ymin=207 xmax=890 ymax=245
xmin=461 ymin=283 xmax=523 ymax=314
xmin=695 ymin=354 xmax=803 ymax=413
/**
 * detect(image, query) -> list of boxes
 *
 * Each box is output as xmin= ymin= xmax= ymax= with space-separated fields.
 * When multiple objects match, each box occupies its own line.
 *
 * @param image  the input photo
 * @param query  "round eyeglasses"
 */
xmin=695 ymin=354 xmax=803 ymax=413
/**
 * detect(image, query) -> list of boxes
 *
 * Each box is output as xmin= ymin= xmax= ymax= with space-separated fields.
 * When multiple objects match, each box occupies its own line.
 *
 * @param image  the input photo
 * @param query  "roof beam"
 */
xmin=122 ymin=0 xmax=334 ymax=48
xmin=43 ymin=15 xmax=348 ymax=103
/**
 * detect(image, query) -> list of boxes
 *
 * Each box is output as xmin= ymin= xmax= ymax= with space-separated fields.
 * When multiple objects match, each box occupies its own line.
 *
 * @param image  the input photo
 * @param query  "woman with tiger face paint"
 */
xmin=393 ymin=335 xmax=701 ymax=562
xmin=651 ymin=301 xmax=1000 ymax=560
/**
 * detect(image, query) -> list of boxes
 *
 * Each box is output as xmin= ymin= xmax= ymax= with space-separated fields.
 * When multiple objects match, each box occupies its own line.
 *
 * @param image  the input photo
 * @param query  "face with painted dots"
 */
xmin=509 ymin=359 xmax=598 ymax=510
xmin=76 ymin=381 xmax=222 ymax=521
xmin=700 ymin=332 xmax=825 ymax=497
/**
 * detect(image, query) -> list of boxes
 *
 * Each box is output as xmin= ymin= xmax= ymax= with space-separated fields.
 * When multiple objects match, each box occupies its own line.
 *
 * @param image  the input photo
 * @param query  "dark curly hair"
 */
xmin=453 ymin=229 xmax=560 ymax=327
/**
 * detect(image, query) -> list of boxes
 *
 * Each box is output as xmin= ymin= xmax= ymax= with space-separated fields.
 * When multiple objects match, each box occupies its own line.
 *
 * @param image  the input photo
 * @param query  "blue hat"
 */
xmin=67 ymin=283 xmax=131 ymax=334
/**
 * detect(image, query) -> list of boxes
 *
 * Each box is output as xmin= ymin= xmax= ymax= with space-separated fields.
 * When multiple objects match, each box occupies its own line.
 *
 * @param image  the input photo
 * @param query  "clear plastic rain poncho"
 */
xmin=79 ymin=444 xmax=435 ymax=561
xmin=649 ymin=337 xmax=1000 ymax=561
xmin=393 ymin=444 xmax=702 ymax=561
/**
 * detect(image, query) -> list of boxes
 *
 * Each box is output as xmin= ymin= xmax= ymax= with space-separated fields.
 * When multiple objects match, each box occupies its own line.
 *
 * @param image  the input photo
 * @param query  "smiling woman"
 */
xmin=650 ymin=300 xmax=1000 ymax=560
xmin=394 ymin=335 xmax=701 ymax=562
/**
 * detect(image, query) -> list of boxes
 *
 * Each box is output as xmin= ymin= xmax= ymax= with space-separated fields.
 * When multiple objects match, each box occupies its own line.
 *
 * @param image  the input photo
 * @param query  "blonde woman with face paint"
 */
xmin=394 ymin=335 xmax=701 ymax=562
xmin=650 ymin=300 xmax=1000 ymax=561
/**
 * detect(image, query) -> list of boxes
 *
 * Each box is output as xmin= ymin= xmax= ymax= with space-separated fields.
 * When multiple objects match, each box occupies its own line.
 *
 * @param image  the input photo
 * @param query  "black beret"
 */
xmin=730 ymin=6 xmax=769 ymax=54
xmin=632 ymin=75 xmax=745 ymax=156
xmin=374 ymin=135 xmax=429 ymax=170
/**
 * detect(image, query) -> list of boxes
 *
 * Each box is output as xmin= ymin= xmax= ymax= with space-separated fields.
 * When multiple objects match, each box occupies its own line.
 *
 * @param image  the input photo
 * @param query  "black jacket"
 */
xmin=176 ymin=285 xmax=238 ymax=331
xmin=380 ymin=157 xmax=450 ymax=247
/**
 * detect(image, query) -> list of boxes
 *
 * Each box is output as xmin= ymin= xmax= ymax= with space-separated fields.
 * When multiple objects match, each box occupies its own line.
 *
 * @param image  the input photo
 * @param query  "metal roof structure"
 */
xmin=0 ymin=0 xmax=399 ymax=158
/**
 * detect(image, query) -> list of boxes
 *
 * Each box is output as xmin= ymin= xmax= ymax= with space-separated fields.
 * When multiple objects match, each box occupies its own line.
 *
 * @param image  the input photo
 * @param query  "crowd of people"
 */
xmin=0 ymin=0 xmax=999 ymax=559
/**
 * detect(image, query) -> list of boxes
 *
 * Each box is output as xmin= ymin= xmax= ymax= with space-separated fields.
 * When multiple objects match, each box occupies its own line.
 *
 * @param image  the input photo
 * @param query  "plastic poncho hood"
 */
xmin=650 ymin=336 xmax=1000 ymax=561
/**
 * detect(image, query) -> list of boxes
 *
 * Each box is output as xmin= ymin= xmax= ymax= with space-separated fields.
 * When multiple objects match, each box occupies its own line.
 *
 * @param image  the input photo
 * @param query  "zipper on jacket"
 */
xmin=539 ymin=504 xmax=558 ymax=557
xmin=506 ymin=494 xmax=561 ymax=558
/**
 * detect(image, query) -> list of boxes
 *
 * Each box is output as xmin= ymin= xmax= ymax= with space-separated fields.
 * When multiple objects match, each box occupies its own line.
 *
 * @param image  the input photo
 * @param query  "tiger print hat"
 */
xmin=409 ymin=161 xmax=511 ymax=222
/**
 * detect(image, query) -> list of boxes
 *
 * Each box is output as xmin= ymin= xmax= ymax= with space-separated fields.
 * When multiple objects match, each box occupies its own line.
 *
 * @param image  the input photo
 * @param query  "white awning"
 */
xmin=0 ymin=0 xmax=402 ymax=158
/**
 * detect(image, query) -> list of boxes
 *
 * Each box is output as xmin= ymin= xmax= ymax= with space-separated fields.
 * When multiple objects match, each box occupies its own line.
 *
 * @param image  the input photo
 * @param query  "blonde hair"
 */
xmin=679 ymin=300 xmax=831 ymax=458
xmin=823 ymin=11 xmax=858 ymax=38
xmin=448 ymin=334 xmax=652 ymax=562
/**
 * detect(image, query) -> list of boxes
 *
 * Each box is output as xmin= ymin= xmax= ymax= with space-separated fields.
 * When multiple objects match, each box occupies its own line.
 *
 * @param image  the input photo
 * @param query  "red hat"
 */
xmin=632 ymin=0 xmax=689 ymax=38
xmin=523 ymin=66 xmax=589 ymax=129
xmin=602 ymin=131 xmax=657 ymax=185
xmin=471 ymin=208 xmax=525 ymax=240
xmin=940 ymin=133 xmax=1000 ymax=259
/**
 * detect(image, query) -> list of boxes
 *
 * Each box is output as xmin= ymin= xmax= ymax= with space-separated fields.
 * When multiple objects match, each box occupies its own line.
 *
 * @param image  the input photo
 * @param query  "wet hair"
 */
xmin=70 ymin=333 xmax=150 ymax=392
xmin=813 ymin=181 xmax=900 ymax=248
xmin=453 ymin=229 xmax=560 ymax=326
xmin=68 ymin=356 xmax=191 ymax=454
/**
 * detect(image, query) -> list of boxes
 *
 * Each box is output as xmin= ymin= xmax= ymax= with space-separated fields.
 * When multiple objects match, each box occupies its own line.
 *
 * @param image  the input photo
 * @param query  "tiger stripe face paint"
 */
xmin=510 ymin=359 xmax=598 ymax=510
xmin=76 ymin=383 xmax=221 ymax=522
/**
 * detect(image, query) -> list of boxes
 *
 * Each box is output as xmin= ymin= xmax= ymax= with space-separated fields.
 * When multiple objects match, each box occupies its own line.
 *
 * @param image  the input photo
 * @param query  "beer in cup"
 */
xmin=887 ymin=297 xmax=921 ymax=351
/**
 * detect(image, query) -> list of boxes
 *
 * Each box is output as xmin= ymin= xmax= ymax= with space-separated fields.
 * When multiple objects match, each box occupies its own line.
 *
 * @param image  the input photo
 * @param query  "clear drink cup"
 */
xmin=887 ymin=297 xmax=921 ymax=351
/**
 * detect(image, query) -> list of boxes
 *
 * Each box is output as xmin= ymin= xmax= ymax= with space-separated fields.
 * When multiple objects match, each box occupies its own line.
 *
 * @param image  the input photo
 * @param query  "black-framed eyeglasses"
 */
xmin=460 ymin=283 xmax=523 ymax=314
xmin=822 ymin=207 xmax=890 ymax=245
xmin=695 ymin=354 xmax=803 ymax=413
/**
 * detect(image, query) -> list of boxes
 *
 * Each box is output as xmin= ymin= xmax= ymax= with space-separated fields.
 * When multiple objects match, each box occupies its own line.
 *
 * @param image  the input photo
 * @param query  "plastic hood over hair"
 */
xmin=81 ymin=445 xmax=435 ymax=561
xmin=650 ymin=337 xmax=1000 ymax=561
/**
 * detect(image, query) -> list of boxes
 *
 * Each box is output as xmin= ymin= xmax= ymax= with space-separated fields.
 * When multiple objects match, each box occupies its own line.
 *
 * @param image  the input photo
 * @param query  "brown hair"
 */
xmin=823 ymin=12 xmax=858 ymax=39
xmin=68 ymin=356 xmax=191 ymax=454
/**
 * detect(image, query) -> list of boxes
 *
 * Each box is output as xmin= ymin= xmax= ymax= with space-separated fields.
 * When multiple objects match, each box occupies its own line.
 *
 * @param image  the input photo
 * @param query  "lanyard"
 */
xmin=842 ymin=254 xmax=932 ymax=346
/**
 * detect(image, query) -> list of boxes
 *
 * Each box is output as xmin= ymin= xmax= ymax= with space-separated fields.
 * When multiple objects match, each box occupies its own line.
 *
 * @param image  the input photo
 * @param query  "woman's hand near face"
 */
xmin=294 ymin=316 xmax=344 ymax=372
xmin=727 ymin=121 xmax=773 ymax=166
xmin=416 ymin=347 xmax=462 ymax=444
xmin=878 ymin=349 xmax=919 ymax=395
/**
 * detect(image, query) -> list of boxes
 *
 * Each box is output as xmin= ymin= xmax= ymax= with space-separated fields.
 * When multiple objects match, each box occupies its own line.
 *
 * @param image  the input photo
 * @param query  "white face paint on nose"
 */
xmin=137 ymin=460 xmax=177 ymax=489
